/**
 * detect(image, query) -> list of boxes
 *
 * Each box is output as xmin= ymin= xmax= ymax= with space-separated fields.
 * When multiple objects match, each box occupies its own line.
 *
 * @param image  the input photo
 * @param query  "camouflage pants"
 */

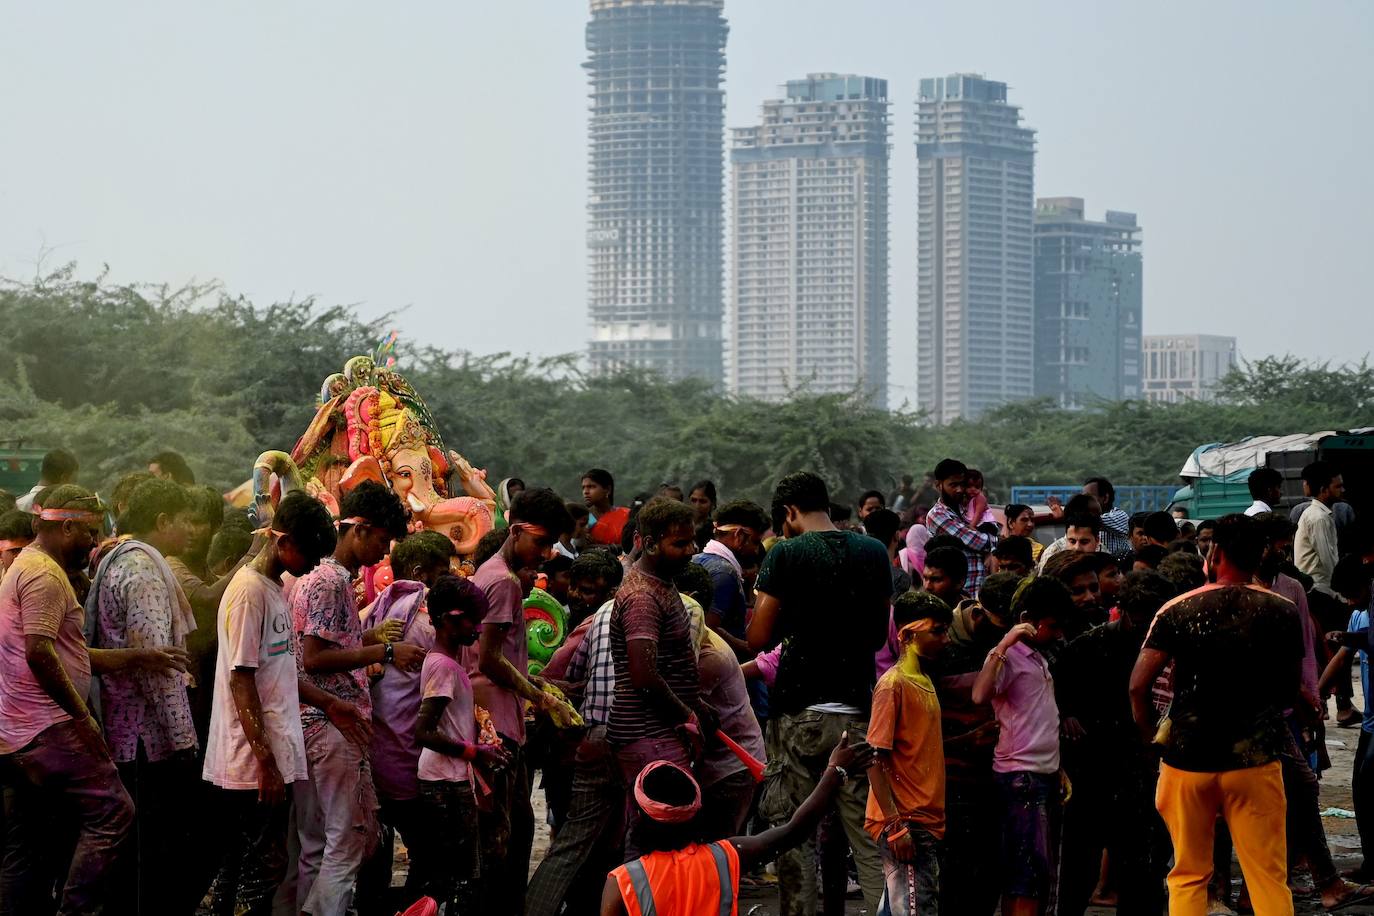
xmin=761 ymin=710 xmax=885 ymax=915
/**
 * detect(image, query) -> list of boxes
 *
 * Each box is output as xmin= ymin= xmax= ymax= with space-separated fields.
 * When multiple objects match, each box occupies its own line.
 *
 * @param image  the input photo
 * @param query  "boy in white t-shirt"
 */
xmin=201 ymin=492 xmax=341 ymax=916
xmin=416 ymin=574 xmax=511 ymax=913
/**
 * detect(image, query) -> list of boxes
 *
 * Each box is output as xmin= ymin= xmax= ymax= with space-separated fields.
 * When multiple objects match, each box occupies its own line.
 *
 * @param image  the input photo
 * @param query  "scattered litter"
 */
xmin=1321 ymin=807 xmax=1357 ymax=819
xmin=1326 ymin=739 xmax=1348 ymax=748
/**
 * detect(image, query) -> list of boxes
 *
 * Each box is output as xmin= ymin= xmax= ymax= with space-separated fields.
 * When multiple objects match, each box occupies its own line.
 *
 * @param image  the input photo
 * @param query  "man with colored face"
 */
xmin=1043 ymin=551 xmax=1105 ymax=640
xmin=972 ymin=577 xmax=1071 ymax=916
xmin=202 ymin=491 xmax=340 ymax=916
xmin=0 ymin=486 xmax=133 ymax=915
xmin=462 ymin=487 xmax=576 ymax=914
xmin=608 ymin=496 xmax=716 ymax=856
xmin=934 ymin=571 xmax=1018 ymax=916
xmin=88 ymin=478 xmax=203 ymax=913
xmin=1054 ymin=572 xmax=1176 ymax=916
xmin=0 ymin=509 xmax=34 ymax=579
xmin=289 ymin=480 xmax=417 ymax=916
xmin=528 ymin=549 xmax=626 ymax=916
xmin=355 ymin=529 xmax=457 ymax=915
xmin=1131 ymin=515 xmax=1363 ymax=915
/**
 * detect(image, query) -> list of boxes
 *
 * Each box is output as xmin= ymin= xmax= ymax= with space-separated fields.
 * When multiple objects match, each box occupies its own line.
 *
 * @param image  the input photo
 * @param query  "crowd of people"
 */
xmin=0 ymin=446 xmax=1372 ymax=916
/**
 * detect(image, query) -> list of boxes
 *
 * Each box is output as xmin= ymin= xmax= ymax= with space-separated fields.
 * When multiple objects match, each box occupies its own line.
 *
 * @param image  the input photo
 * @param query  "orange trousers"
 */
xmin=1155 ymin=761 xmax=1291 ymax=916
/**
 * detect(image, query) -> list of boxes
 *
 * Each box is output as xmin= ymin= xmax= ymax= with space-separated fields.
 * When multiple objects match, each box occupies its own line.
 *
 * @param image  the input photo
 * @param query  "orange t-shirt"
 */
xmin=864 ymin=664 xmax=946 ymax=839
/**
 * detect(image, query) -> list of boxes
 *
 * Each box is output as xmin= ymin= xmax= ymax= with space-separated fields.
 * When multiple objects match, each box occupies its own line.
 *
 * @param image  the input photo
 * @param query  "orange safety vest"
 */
xmin=611 ymin=840 xmax=740 ymax=916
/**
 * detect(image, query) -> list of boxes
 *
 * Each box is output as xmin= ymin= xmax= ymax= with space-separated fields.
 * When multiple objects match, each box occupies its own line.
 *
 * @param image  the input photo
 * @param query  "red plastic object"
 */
xmin=718 ymin=731 xmax=766 ymax=784
xmin=396 ymin=896 xmax=437 ymax=916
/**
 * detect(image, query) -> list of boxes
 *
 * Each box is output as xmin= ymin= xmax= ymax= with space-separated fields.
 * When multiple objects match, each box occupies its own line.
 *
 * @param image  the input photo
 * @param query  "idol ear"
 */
xmin=339 ymin=456 xmax=387 ymax=493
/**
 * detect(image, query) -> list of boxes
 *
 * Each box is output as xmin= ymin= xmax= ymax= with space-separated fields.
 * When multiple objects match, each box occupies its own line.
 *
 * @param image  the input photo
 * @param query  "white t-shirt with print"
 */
xmin=202 ymin=566 xmax=309 ymax=789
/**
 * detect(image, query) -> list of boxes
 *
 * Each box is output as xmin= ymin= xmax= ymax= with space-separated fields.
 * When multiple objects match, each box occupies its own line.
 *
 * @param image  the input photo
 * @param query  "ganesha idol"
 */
xmin=250 ymin=355 xmax=496 ymax=565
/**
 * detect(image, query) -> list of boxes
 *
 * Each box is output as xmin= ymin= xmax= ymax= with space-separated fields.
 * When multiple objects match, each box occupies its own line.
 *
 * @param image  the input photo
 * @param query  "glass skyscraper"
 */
xmin=1033 ymin=198 xmax=1143 ymax=408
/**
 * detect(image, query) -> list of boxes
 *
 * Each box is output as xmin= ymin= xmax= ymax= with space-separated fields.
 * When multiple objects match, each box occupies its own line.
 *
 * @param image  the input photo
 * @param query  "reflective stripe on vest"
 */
xmin=708 ymin=842 xmax=734 ymax=916
xmin=625 ymin=858 xmax=658 ymax=916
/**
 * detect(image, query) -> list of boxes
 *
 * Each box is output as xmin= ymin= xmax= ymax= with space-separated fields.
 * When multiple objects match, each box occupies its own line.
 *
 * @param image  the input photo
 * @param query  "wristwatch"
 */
xmin=830 ymin=765 xmax=849 ymax=785
xmin=383 ymin=643 xmax=395 ymax=665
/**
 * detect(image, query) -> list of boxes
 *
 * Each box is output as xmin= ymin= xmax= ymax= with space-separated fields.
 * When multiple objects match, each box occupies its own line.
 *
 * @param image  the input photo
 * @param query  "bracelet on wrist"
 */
xmin=461 ymin=743 xmax=478 ymax=761
xmin=383 ymin=643 xmax=395 ymax=665
xmin=830 ymin=764 xmax=849 ymax=784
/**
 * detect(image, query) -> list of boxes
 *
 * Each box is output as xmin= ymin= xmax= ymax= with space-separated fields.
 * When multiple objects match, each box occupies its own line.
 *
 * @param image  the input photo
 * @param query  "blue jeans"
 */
xmin=877 ymin=822 xmax=940 ymax=916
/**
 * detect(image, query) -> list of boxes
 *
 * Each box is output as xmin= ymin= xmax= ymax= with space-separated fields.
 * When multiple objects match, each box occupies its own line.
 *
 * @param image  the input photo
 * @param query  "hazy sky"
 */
xmin=3 ymin=1 xmax=1370 ymax=404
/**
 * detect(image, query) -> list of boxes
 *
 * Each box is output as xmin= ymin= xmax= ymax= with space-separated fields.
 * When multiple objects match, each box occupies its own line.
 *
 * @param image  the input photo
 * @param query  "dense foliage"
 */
xmin=3 ymin=267 xmax=1369 ymax=506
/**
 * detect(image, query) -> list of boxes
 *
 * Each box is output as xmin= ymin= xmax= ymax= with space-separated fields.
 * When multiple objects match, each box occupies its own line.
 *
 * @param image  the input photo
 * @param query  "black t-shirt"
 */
xmin=755 ymin=530 xmax=893 ymax=717
xmin=1144 ymin=584 xmax=1302 ymax=773
xmin=1053 ymin=621 xmax=1152 ymax=768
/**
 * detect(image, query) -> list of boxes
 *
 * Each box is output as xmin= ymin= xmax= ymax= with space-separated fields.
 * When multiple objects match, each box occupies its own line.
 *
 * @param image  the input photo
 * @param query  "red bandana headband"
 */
xmin=336 ymin=516 xmax=370 ymax=528
xmin=37 ymin=508 xmax=104 ymax=524
xmin=898 ymin=618 xmax=938 ymax=638
xmin=633 ymin=760 xmax=702 ymax=824
xmin=510 ymin=522 xmax=550 ymax=538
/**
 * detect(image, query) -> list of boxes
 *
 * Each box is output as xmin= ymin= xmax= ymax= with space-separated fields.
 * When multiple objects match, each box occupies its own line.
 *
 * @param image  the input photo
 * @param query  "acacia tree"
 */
xmin=2 ymin=267 xmax=1368 ymax=506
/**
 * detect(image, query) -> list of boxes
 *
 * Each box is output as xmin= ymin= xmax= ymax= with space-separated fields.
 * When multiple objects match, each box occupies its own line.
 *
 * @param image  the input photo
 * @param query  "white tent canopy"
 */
xmin=1178 ymin=432 xmax=1344 ymax=481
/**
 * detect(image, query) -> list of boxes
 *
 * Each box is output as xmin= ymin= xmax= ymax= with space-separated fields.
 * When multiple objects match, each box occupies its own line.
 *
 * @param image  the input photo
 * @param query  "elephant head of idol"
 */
xmin=262 ymin=356 xmax=498 ymax=558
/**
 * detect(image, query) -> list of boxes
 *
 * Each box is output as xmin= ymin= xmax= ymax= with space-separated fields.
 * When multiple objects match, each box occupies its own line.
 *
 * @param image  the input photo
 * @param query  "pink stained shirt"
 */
xmin=697 ymin=632 xmax=766 ymax=785
xmin=0 ymin=547 xmax=91 ymax=755
xmin=990 ymin=641 xmax=1061 ymax=775
xmin=362 ymin=581 xmax=436 ymax=802
xmin=417 ymin=651 xmax=475 ymax=784
xmin=1268 ymin=573 xmax=1320 ymax=701
xmin=460 ymin=552 xmax=528 ymax=745
xmin=92 ymin=546 xmax=198 ymax=763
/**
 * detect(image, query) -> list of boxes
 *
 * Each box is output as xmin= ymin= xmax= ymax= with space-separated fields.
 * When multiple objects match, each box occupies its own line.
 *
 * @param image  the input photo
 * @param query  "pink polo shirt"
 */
xmin=990 ymin=641 xmax=1060 ymax=775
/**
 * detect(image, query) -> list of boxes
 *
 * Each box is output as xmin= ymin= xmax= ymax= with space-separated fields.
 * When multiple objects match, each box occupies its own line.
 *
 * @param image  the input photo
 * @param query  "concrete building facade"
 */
xmin=916 ymin=74 xmax=1036 ymax=422
xmin=1141 ymin=334 xmax=1238 ymax=403
xmin=729 ymin=74 xmax=890 ymax=405
xmin=585 ymin=0 xmax=728 ymax=382
xmin=1033 ymin=198 xmax=1143 ymax=408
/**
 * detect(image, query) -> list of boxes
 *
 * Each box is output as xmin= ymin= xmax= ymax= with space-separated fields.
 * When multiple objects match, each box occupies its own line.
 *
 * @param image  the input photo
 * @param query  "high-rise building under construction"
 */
xmin=585 ymin=0 xmax=728 ymax=382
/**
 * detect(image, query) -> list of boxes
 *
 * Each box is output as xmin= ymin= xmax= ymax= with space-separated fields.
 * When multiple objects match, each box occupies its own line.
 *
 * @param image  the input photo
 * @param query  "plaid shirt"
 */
xmin=566 ymin=603 xmax=615 ymax=727
xmin=925 ymin=500 xmax=998 ymax=595
xmin=1099 ymin=507 xmax=1132 ymax=560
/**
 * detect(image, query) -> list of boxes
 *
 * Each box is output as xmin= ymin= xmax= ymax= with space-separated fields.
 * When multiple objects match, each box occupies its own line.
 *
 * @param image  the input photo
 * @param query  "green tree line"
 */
xmin=3 ymin=266 xmax=1370 ymax=507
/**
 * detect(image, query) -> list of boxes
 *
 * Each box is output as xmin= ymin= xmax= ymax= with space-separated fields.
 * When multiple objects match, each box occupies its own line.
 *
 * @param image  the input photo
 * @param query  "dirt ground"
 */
xmin=521 ymin=699 xmax=1371 ymax=915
